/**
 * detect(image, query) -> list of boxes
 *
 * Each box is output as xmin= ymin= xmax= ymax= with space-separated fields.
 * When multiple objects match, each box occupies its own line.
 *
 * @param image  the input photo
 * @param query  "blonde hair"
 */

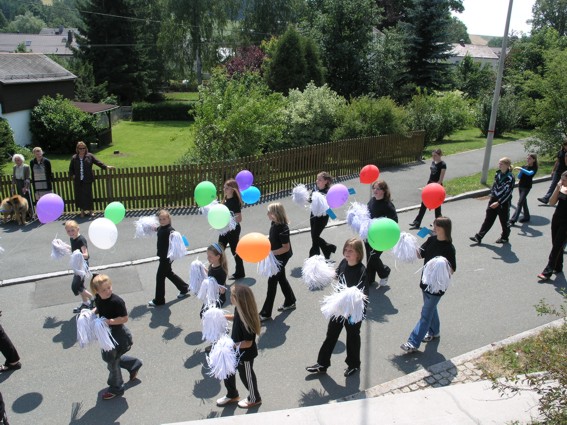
xmin=158 ymin=209 xmax=171 ymax=223
xmin=223 ymin=179 xmax=243 ymax=207
xmin=76 ymin=141 xmax=88 ymax=154
xmin=64 ymin=220 xmax=79 ymax=230
xmin=499 ymin=157 xmax=512 ymax=172
xmin=343 ymin=237 xmax=364 ymax=263
xmin=231 ymin=284 xmax=261 ymax=335
xmin=267 ymin=202 xmax=289 ymax=225
xmin=207 ymin=243 xmax=229 ymax=275
xmin=32 ymin=147 xmax=43 ymax=154
xmin=90 ymin=274 xmax=111 ymax=295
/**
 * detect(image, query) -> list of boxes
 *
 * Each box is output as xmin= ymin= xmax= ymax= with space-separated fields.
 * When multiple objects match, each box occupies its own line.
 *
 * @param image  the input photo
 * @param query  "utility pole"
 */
xmin=481 ymin=0 xmax=514 ymax=184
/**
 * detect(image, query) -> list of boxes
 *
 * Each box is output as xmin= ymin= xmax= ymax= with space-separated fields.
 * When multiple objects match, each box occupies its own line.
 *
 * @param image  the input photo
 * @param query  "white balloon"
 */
xmin=88 ymin=217 xmax=118 ymax=250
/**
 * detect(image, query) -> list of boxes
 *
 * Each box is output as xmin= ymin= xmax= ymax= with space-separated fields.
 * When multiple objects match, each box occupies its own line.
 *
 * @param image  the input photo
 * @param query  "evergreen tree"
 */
xmin=303 ymin=37 xmax=325 ymax=87
xmin=265 ymin=27 xmax=307 ymax=95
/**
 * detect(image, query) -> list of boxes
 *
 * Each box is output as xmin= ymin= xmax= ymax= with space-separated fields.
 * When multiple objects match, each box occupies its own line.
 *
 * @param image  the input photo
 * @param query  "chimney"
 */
xmin=459 ymin=39 xmax=465 ymax=47
xmin=58 ymin=25 xmax=64 ymax=35
xmin=67 ymin=30 xmax=73 ymax=47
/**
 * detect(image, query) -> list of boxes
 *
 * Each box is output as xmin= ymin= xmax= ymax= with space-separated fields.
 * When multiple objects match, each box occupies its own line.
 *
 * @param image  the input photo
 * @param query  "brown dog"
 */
xmin=1 ymin=195 xmax=29 ymax=225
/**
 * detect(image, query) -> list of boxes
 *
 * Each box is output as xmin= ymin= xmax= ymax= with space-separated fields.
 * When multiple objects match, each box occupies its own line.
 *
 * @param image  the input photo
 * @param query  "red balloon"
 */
xmin=422 ymin=183 xmax=446 ymax=209
xmin=360 ymin=164 xmax=380 ymax=184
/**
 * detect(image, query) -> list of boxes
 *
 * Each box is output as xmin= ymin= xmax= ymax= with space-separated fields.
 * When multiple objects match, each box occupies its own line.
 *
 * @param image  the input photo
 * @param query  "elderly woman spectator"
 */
xmin=11 ymin=154 xmax=30 ymax=198
xmin=69 ymin=141 xmax=114 ymax=217
xmin=30 ymin=147 xmax=53 ymax=201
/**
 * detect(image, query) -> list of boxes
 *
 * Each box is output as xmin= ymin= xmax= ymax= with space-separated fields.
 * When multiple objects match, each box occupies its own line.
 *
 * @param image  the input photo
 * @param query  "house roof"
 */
xmin=0 ymin=32 xmax=78 ymax=56
xmin=72 ymin=102 xmax=119 ymax=114
xmin=0 ymin=53 xmax=76 ymax=84
xmin=450 ymin=43 xmax=500 ymax=60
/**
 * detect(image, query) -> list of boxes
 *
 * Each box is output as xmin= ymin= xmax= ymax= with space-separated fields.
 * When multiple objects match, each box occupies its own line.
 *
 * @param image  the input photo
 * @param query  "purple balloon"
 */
xmin=37 ymin=193 xmax=65 ymax=224
xmin=235 ymin=170 xmax=254 ymax=191
xmin=326 ymin=184 xmax=349 ymax=209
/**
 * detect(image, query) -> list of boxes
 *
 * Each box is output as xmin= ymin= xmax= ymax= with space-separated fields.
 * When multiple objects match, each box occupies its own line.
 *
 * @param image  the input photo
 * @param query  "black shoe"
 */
xmin=329 ymin=244 xmax=337 ymax=254
xmin=469 ymin=235 xmax=481 ymax=244
xmin=507 ymin=221 xmax=515 ymax=228
xmin=73 ymin=303 xmax=90 ymax=314
xmin=229 ymin=274 xmax=245 ymax=281
xmin=519 ymin=217 xmax=530 ymax=223
xmin=409 ymin=221 xmax=420 ymax=229
xmin=306 ymin=363 xmax=327 ymax=373
xmin=537 ymin=197 xmax=548 ymax=205
xmin=277 ymin=303 xmax=296 ymax=312
xmin=495 ymin=237 xmax=509 ymax=244
xmin=344 ymin=366 xmax=359 ymax=377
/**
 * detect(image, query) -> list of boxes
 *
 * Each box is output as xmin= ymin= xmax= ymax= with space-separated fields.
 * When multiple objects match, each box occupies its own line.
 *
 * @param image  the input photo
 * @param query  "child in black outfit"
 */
xmin=509 ymin=153 xmax=538 ymax=226
xmin=200 ymin=243 xmax=228 ymax=317
xmin=65 ymin=220 xmax=94 ymax=313
xmin=148 ymin=210 xmax=189 ymax=306
xmin=220 ymin=179 xmax=246 ymax=280
xmin=91 ymin=274 xmax=143 ymax=400
xmin=306 ymin=237 xmax=368 ymax=377
xmin=309 ymin=171 xmax=337 ymax=259
xmin=216 ymin=284 xmax=262 ymax=409
xmin=410 ymin=148 xmax=446 ymax=229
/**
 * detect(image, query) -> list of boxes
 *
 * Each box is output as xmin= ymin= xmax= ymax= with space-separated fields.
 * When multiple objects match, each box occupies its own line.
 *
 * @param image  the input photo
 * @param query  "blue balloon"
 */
xmin=241 ymin=186 xmax=261 ymax=204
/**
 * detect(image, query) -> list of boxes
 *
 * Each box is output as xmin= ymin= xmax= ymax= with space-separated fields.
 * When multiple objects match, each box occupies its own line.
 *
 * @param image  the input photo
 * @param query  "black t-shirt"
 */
xmin=231 ymin=307 xmax=257 ymax=361
xmin=96 ymin=293 xmax=127 ymax=323
xmin=70 ymin=234 xmax=89 ymax=261
xmin=209 ymin=264 xmax=227 ymax=305
xmin=553 ymin=192 xmax=567 ymax=224
xmin=428 ymin=161 xmax=447 ymax=183
xmin=223 ymin=196 xmax=242 ymax=215
xmin=517 ymin=165 xmax=538 ymax=189
xmin=367 ymin=198 xmax=398 ymax=222
xmin=157 ymin=224 xmax=174 ymax=259
xmin=336 ymin=259 xmax=368 ymax=295
xmin=557 ymin=148 xmax=567 ymax=173
xmin=419 ymin=236 xmax=456 ymax=295
xmin=269 ymin=222 xmax=292 ymax=261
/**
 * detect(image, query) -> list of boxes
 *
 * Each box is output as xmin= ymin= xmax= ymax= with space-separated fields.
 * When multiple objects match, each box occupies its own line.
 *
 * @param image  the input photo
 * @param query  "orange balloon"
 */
xmin=236 ymin=232 xmax=271 ymax=263
xmin=422 ymin=183 xmax=446 ymax=209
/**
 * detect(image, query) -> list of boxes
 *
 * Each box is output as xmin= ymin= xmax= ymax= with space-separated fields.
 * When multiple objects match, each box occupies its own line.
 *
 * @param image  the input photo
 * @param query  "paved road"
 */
xmin=1 ymin=140 xmax=565 ymax=424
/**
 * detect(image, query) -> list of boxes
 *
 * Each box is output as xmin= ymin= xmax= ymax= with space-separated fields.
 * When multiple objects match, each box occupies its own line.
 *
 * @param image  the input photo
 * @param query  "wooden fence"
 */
xmin=1 ymin=132 xmax=424 ymax=212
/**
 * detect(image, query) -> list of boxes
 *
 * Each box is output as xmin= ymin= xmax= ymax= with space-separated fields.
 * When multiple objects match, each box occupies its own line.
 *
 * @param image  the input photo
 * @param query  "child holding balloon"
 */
xmin=65 ymin=220 xmax=94 ymax=314
xmin=219 ymin=179 xmax=246 ymax=280
xmin=309 ymin=172 xmax=337 ymax=259
xmin=148 ymin=210 xmax=189 ymax=307
xmin=200 ymin=243 xmax=228 ymax=317
xmin=258 ymin=203 xmax=296 ymax=321
xmin=365 ymin=180 xmax=398 ymax=288
xmin=410 ymin=149 xmax=446 ymax=229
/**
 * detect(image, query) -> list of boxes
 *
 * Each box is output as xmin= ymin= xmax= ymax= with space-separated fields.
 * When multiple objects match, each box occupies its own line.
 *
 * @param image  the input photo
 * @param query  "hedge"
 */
xmin=132 ymin=102 xmax=194 ymax=121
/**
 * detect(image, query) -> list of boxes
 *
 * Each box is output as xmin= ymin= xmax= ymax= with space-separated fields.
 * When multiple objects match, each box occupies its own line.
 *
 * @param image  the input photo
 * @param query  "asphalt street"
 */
xmin=1 ymin=140 xmax=565 ymax=425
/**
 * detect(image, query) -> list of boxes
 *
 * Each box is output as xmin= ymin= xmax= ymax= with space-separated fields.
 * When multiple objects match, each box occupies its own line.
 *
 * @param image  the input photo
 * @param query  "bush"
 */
xmin=474 ymin=94 xmax=520 ymax=138
xmin=30 ymin=95 xmax=100 ymax=154
xmin=332 ymin=96 xmax=408 ymax=140
xmin=0 ymin=118 xmax=18 ymax=168
xmin=132 ymin=102 xmax=194 ymax=121
xmin=279 ymin=83 xmax=345 ymax=149
xmin=408 ymin=90 xmax=473 ymax=146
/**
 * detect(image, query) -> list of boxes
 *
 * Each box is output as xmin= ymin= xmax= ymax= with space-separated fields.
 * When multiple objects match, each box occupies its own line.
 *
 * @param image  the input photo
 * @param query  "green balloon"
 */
xmin=104 ymin=201 xmax=126 ymax=224
xmin=194 ymin=181 xmax=217 ymax=207
xmin=208 ymin=204 xmax=231 ymax=229
xmin=367 ymin=218 xmax=400 ymax=251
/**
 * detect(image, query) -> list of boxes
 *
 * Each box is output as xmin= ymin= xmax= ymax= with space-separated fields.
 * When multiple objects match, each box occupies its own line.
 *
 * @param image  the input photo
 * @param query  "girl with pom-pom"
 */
xmin=66 ymin=220 xmax=94 ymax=314
xmin=258 ymin=203 xmax=296 ymax=321
xmin=148 ymin=210 xmax=189 ymax=307
xmin=220 ymin=179 xmax=246 ymax=280
xmin=366 ymin=180 xmax=398 ymax=288
xmin=309 ymin=172 xmax=337 ymax=259
xmin=91 ymin=274 xmax=143 ymax=400
xmin=401 ymin=217 xmax=456 ymax=353
xmin=200 ymin=243 xmax=228 ymax=317
xmin=216 ymin=284 xmax=262 ymax=408
xmin=306 ymin=237 xmax=368 ymax=377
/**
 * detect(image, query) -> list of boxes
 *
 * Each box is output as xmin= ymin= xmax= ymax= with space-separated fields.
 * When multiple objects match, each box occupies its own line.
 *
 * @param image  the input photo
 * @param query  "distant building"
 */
xmin=448 ymin=42 xmax=506 ymax=69
xmin=0 ymin=53 xmax=76 ymax=146
xmin=0 ymin=28 xmax=78 ymax=56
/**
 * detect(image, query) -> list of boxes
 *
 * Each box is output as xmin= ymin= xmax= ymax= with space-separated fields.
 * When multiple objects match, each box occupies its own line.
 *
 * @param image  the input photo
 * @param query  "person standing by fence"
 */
xmin=30 ymin=147 xmax=53 ymax=202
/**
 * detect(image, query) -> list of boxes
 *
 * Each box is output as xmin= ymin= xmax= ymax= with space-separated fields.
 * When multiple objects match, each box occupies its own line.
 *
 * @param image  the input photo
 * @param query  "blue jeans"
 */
xmin=408 ymin=291 xmax=442 ymax=349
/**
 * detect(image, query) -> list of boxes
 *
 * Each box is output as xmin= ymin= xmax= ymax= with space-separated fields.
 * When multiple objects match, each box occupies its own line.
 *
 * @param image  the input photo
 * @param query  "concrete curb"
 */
xmin=340 ymin=317 xmax=565 ymax=402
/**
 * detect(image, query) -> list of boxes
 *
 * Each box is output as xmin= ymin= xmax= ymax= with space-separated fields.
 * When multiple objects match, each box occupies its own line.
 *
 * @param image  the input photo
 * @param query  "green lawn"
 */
xmin=165 ymin=92 xmax=199 ymax=102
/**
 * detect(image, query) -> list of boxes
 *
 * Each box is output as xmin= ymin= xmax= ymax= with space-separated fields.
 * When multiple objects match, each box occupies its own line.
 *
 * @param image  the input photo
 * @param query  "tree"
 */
xmin=531 ymin=0 xmax=567 ymax=36
xmin=265 ymin=27 xmax=309 ymax=94
xmin=447 ymin=16 xmax=470 ymax=43
xmin=0 ymin=117 xmax=17 ymax=168
xmin=6 ymin=10 xmax=45 ymax=33
xmin=241 ymin=0 xmax=305 ymax=44
xmin=302 ymin=37 xmax=325 ymax=87
xmin=225 ymin=46 xmax=266 ymax=78
xmin=453 ymin=54 xmax=495 ymax=99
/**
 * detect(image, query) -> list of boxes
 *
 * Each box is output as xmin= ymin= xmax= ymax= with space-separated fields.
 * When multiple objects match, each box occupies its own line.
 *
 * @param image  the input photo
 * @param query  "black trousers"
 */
xmin=259 ymin=259 xmax=296 ymax=317
xmin=0 ymin=324 xmax=19 ymax=366
xmin=317 ymin=317 xmax=362 ymax=369
xmin=309 ymin=215 xmax=335 ymax=258
xmin=542 ymin=170 xmax=562 ymax=202
xmin=546 ymin=217 xmax=567 ymax=272
xmin=413 ymin=202 xmax=442 ymax=226
xmin=219 ymin=224 xmax=245 ymax=277
xmin=365 ymin=241 xmax=390 ymax=283
xmin=154 ymin=259 xmax=189 ymax=304
xmin=476 ymin=202 xmax=510 ymax=240
xmin=510 ymin=187 xmax=531 ymax=222
xmin=223 ymin=358 xmax=261 ymax=403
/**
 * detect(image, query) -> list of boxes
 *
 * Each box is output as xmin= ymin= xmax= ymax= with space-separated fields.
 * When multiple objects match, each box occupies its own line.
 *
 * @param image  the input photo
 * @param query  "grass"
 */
xmin=165 ymin=92 xmax=199 ymax=102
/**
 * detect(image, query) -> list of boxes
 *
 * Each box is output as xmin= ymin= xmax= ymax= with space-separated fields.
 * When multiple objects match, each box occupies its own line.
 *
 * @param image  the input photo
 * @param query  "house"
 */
xmin=0 ymin=53 xmax=76 ymax=146
xmin=448 ymin=42 xmax=505 ymax=69
xmin=0 ymin=28 xmax=79 ymax=56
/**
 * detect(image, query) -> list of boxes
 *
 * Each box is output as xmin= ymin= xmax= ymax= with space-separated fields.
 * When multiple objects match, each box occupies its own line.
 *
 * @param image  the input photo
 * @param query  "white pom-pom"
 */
xmin=199 ymin=199 xmax=219 ymax=216
xmin=201 ymin=306 xmax=228 ymax=342
xmin=257 ymin=251 xmax=281 ymax=277
xmin=302 ymin=255 xmax=336 ymax=290
xmin=167 ymin=231 xmax=186 ymax=261
xmin=134 ymin=216 xmax=159 ymax=238
xmin=310 ymin=192 xmax=329 ymax=217
xmin=93 ymin=317 xmax=117 ymax=352
xmin=346 ymin=202 xmax=370 ymax=235
xmin=76 ymin=309 xmax=96 ymax=348
xmin=422 ymin=256 xmax=452 ymax=293
xmin=320 ymin=276 xmax=368 ymax=323
xmin=207 ymin=335 xmax=238 ymax=380
xmin=359 ymin=217 xmax=378 ymax=240
xmin=197 ymin=277 xmax=220 ymax=305
xmin=189 ymin=259 xmax=207 ymax=295
xmin=0 ymin=246 xmax=4 ymax=254
xmin=292 ymin=184 xmax=310 ymax=207
xmin=217 ymin=214 xmax=237 ymax=236
xmin=51 ymin=238 xmax=71 ymax=260
xmin=392 ymin=232 xmax=420 ymax=263
xmin=70 ymin=250 xmax=91 ymax=280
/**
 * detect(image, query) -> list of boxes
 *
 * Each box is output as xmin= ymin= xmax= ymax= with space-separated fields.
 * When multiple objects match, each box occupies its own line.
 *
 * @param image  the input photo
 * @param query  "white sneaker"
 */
xmin=377 ymin=277 xmax=389 ymax=288
xmin=216 ymin=396 xmax=240 ymax=406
